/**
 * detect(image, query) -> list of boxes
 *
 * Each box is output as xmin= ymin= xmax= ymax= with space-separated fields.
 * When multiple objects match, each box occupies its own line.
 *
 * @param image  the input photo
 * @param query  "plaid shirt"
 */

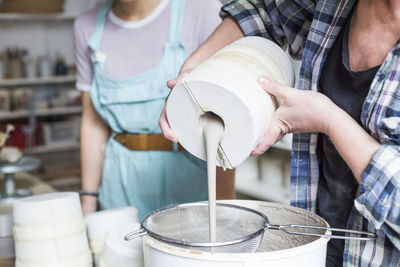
xmin=221 ymin=0 xmax=400 ymax=266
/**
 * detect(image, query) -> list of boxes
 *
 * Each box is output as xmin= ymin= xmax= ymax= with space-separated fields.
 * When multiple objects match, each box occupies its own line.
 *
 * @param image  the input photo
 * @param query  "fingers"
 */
xmin=167 ymin=69 xmax=193 ymax=90
xmin=250 ymin=117 xmax=285 ymax=156
xmin=158 ymin=107 xmax=179 ymax=142
xmin=167 ymin=78 xmax=179 ymax=90
xmin=258 ymin=76 xmax=295 ymax=100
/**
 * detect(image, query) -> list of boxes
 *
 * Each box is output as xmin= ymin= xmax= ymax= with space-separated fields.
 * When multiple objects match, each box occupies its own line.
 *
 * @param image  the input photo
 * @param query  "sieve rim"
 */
xmin=141 ymin=202 xmax=268 ymax=248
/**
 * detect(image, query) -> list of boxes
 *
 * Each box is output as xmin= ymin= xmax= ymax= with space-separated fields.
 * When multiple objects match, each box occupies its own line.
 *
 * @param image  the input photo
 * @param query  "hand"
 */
xmin=159 ymin=107 xmax=178 ymax=142
xmin=251 ymin=76 xmax=341 ymax=156
xmin=166 ymin=69 xmax=192 ymax=90
xmin=159 ymin=69 xmax=193 ymax=142
xmin=81 ymin=195 xmax=97 ymax=216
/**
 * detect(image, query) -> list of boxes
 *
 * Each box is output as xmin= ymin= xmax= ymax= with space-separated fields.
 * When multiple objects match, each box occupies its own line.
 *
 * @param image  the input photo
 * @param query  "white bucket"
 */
xmin=142 ymin=201 xmax=330 ymax=267
xmin=166 ymin=37 xmax=295 ymax=168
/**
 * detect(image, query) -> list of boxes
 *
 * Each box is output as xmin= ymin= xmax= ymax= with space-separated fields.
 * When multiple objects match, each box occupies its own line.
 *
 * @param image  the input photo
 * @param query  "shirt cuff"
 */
xmin=76 ymin=82 xmax=92 ymax=92
xmin=354 ymin=144 xmax=400 ymax=229
xmin=219 ymin=0 xmax=269 ymax=37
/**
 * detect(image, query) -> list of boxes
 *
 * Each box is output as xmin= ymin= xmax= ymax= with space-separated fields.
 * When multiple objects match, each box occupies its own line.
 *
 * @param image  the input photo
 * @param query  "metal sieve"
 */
xmin=124 ymin=202 xmax=376 ymax=253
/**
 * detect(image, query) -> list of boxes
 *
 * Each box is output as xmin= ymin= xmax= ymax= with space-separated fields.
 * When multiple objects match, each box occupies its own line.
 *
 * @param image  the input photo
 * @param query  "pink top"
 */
xmin=74 ymin=0 xmax=222 ymax=91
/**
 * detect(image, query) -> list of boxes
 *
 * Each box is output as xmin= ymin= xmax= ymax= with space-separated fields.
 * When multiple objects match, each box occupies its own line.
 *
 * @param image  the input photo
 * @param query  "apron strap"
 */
xmin=89 ymin=0 xmax=184 ymax=59
xmin=168 ymin=0 xmax=186 ymax=43
xmin=88 ymin=0 xmax=114 ymax=54
xmin=90 ymin=0 xmax=184 ymax=51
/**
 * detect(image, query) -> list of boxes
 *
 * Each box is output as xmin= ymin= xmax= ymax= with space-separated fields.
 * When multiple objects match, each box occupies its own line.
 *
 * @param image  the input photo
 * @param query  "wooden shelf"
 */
xmin=26 ymin=143 xmax=80 ymax=154
xmin=0 ymin=13 xmax=77 ymax=21
xmin=0 ymin=106 xmax=82 ymax=120
xmin=0 ymin=75 xmax=76 ymax=87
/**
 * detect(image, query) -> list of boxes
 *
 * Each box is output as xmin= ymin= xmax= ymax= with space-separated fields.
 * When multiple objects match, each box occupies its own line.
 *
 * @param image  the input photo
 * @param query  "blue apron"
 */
xmin=88 ymin=0 xmax=208 ymax=220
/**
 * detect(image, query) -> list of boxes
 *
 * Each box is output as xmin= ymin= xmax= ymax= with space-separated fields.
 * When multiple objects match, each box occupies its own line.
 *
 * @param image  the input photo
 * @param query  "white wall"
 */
xmin=0 ymin=0 xmax=101 ymax=65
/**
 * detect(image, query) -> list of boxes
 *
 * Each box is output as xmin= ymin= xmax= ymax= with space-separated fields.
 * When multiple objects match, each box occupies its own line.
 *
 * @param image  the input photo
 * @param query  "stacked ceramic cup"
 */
xmin=100 ymin=223 xmax=143 ymax=267
xmin=85 ymin=207 xmax=139 ymax=267
xmin=13 ymin=192 xmax=92 ymax=267
xmin=0 ymin=205 xmax=15 ymax=267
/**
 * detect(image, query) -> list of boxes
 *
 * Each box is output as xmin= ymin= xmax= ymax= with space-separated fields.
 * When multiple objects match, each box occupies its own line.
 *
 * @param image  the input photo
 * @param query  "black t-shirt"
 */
xmin=317 ymin=10 xmax=380 ymax=267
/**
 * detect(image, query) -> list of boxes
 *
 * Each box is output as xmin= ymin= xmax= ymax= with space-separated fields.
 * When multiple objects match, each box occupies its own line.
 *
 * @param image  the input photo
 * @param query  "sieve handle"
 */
xmin=124 ymin=228 xmax=147 ymax=241
xmin=269 ymin=224 xmax=376 ymax=241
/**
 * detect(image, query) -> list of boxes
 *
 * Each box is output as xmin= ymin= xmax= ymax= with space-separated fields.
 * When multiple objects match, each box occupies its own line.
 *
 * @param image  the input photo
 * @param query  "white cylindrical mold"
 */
xmin=102 ymin=223 xmax=143 ymax=267
xmin=85 ymin=206 xmax=139 ymax=257
xmin=15 ymin=232 xmax=90 ymax=260
xmin=13 ymin=192 xmax=92 ymax=267
xmin=166 ymin=37 xmax=295 ymax=168
xmin=15 ymin=250 xmax=93 ymax=267
xmin=13 ymin=192 xmax=83 ymax=225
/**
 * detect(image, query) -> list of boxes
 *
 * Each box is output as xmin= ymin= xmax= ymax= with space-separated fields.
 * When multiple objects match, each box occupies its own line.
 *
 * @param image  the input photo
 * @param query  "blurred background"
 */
xmin=0 ymin=0 xmax=292 ymax=204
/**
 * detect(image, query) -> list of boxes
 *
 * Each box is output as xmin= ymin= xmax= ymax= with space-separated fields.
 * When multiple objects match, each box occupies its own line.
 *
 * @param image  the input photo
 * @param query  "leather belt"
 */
xmin=114 ymin=133 xmax=184 ymax=151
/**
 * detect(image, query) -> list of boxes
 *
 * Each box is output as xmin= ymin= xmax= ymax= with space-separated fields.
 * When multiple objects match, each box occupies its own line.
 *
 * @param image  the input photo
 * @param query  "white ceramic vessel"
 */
xmin=142 ymin=200 xmax=330 ymax=267
xmin=15 ymin=232 xmax=90 ymax=260
xmin=86 ymin=206 xmax=139 ymax=267
xmin=85 ymin=206 xmax=139 ymax=254
xmin=101 ymin=223 xmax=143 ymax=267
xmin=13 ymin=192 xmax=92 ymax=267
xmin=166 ymin=37 xmax=295 ymax=168
xmin=13 ymin=192 xmax=83 ymax=225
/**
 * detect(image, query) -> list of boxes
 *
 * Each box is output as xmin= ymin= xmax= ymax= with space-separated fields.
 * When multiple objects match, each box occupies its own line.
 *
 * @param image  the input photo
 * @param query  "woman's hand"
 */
xmin=166 ymin=69 xmax=193 ymax=90
xmin=251 ymin=76 xmax=341 ymax=156
xmin=81 ymin=195 xmax=97 ymax=216
xmin=159 ymin=107 xmax=179 ymax=142
xmin=159 ymin=69 xmax=193 ymax=142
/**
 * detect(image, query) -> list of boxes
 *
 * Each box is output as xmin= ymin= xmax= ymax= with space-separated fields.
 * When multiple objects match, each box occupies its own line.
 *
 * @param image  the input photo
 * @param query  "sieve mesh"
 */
xmin=142 ymin=202 xmax=266 ymax=253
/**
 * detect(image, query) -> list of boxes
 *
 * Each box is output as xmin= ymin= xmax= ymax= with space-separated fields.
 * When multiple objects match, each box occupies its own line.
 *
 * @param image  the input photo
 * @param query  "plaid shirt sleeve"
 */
xmin=355 ymin=144 xmax=400 ymax=250
xmin=219 ymin=0 xmax=315 ymax=59
xmin=354 ymin=46 xmax=400 ymax=251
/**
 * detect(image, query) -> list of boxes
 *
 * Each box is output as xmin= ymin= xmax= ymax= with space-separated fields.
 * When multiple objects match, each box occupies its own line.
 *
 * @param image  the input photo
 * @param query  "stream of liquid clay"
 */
xmin=202 ymin=112 xmax=225 ymax=243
